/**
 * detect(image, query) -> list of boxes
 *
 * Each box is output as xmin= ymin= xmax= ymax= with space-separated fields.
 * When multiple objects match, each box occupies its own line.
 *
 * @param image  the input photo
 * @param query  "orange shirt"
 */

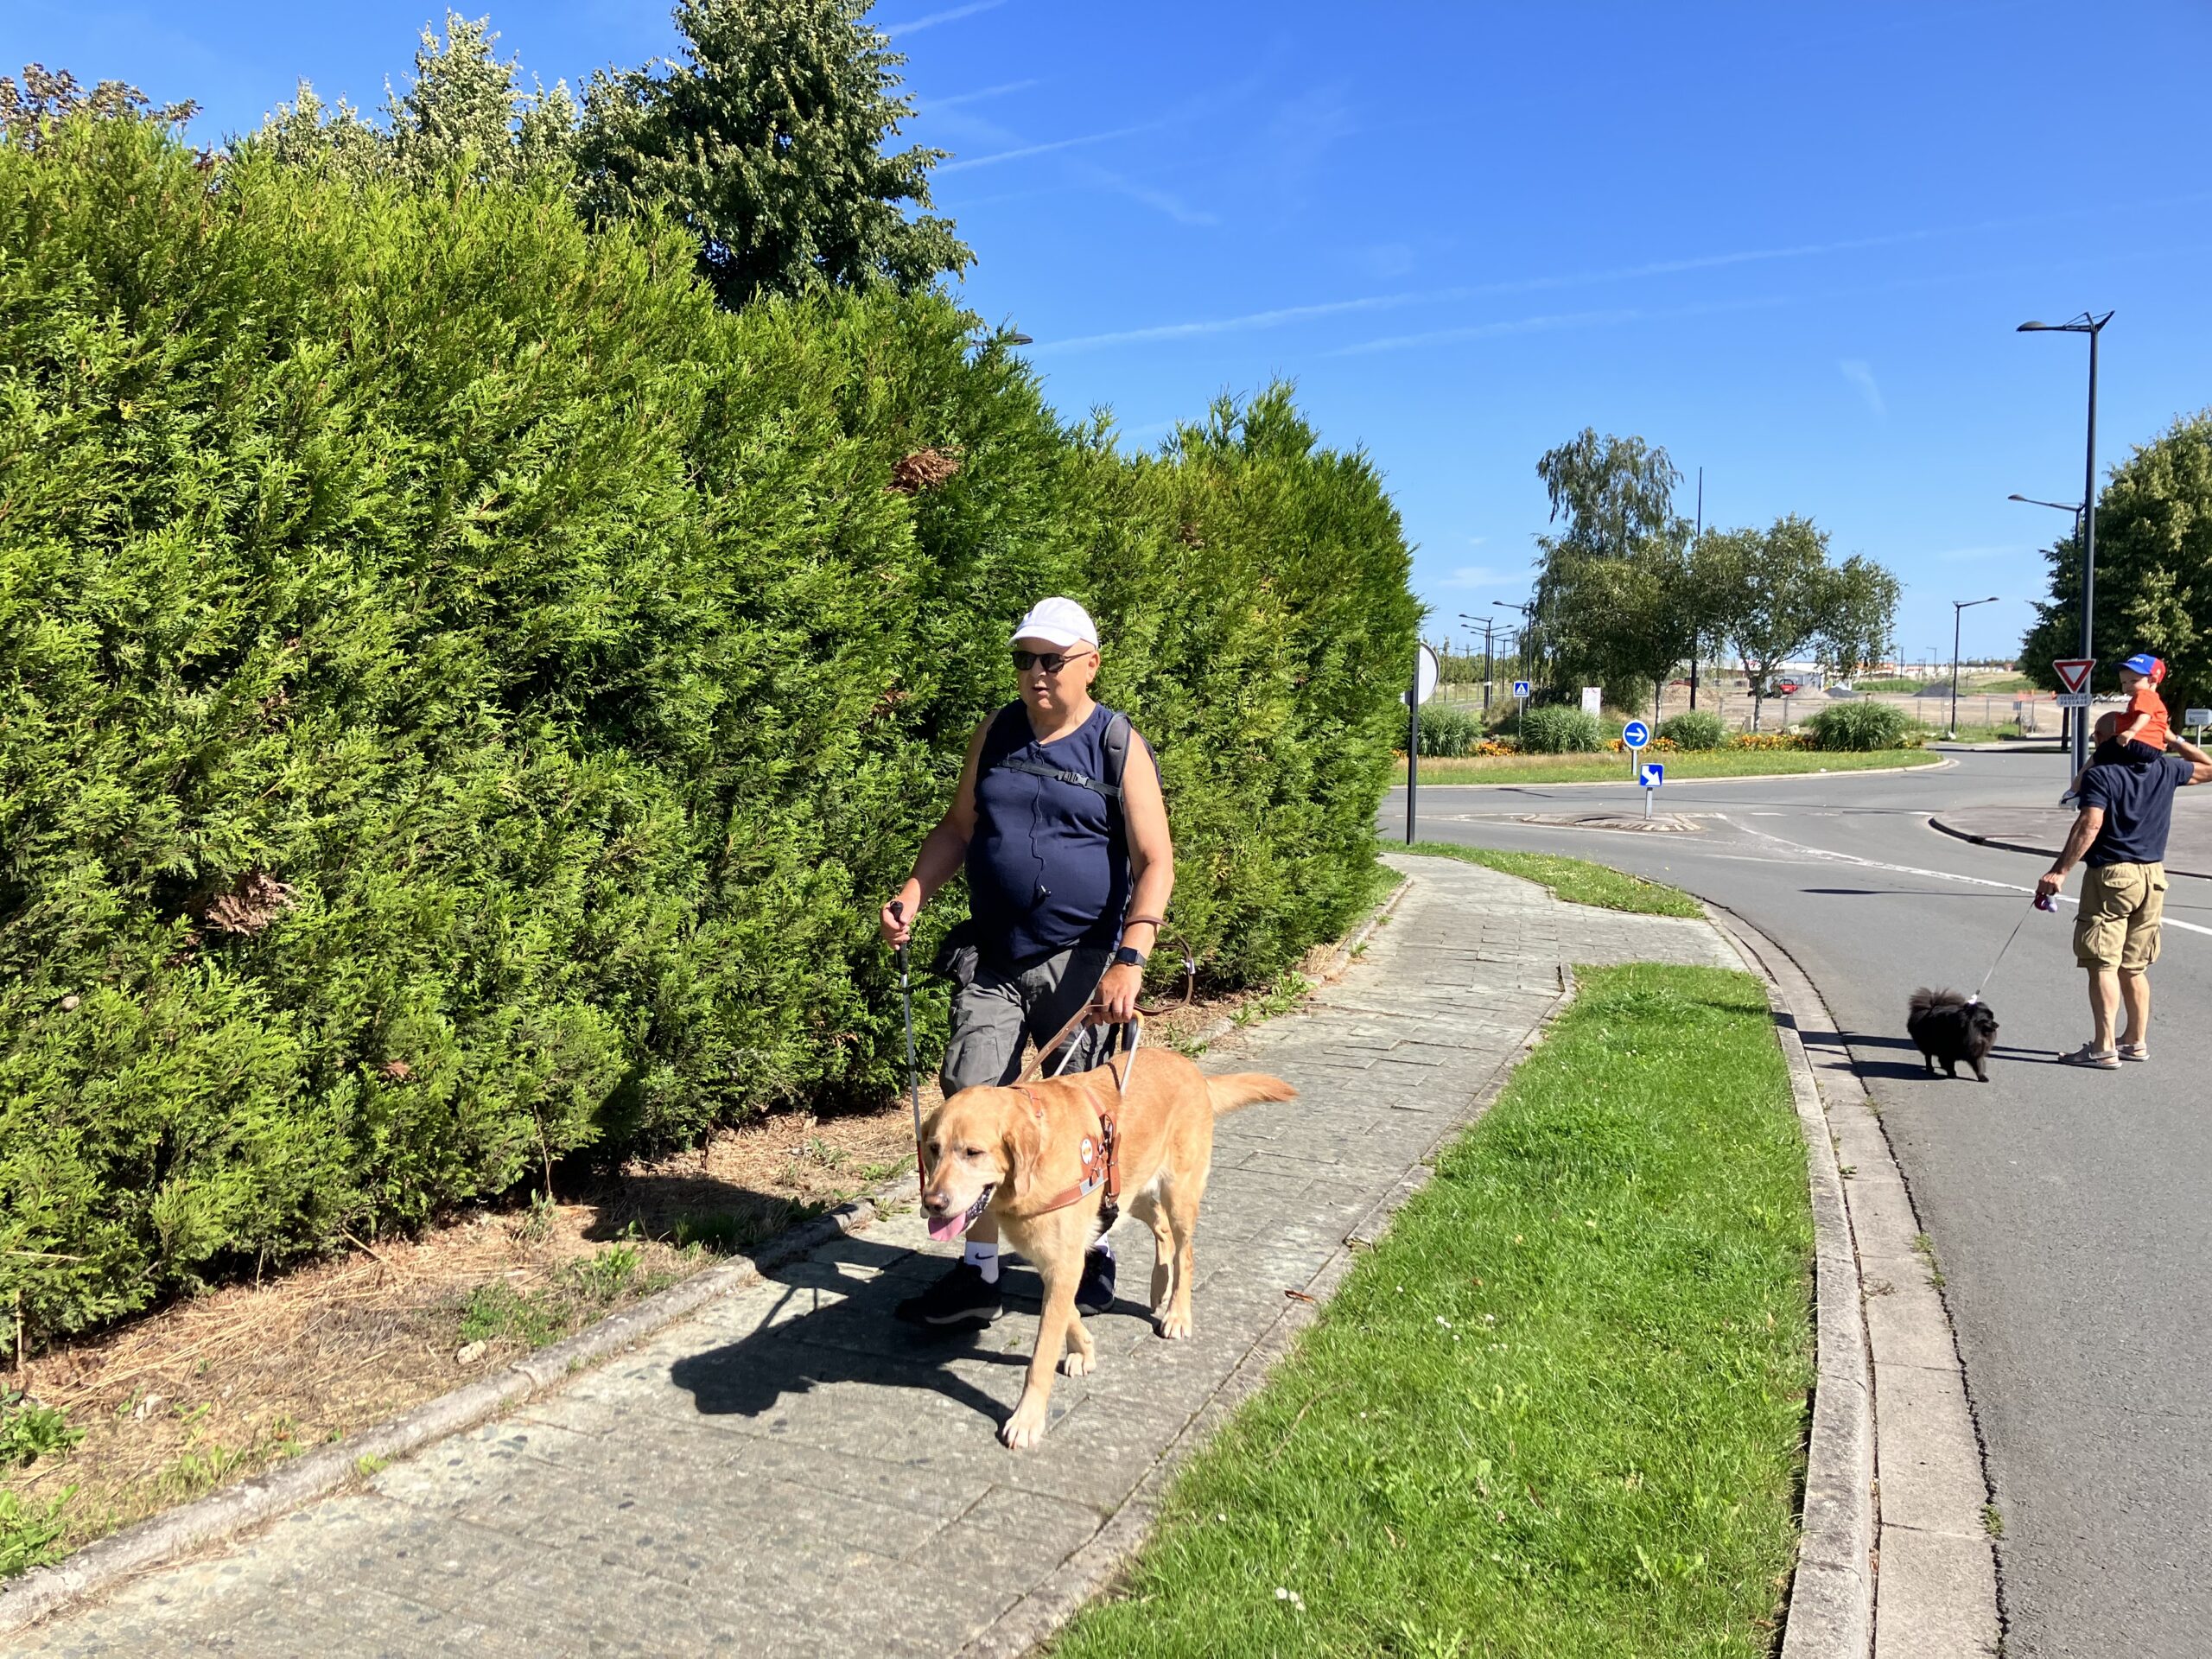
xmin=2124 ymin=683 xmax=2170 ymax=753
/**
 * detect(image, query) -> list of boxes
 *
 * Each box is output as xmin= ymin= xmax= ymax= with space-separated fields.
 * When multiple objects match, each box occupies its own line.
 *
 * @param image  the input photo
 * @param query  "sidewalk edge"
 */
xmin=954 ymin=884 xmax=1573 ymax=1659
xmin=1412 ymin=755 xmax=1955 ymax=791
xmin=1705 ymin=901 xmax=2001 ymax=1659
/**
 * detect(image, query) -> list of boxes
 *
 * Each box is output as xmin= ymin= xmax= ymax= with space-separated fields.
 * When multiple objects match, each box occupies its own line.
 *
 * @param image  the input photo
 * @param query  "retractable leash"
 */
xmin=1967 ymin=892 xmax=2058 ymax=1005
xmin=889 ymin=901 xmax=925 ymax=1200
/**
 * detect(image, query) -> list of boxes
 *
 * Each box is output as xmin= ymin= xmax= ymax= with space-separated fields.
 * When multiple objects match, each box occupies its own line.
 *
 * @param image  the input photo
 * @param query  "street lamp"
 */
xmin=2018 ymin=311 xmax=2112 ymax=776
xmin=1458 ymin=612 xmax=1500 ymax=714
xmin=1494 ymin=598 xmax=1535 ymax=685
xmin=1949 ymin=596 xmax=2001 ymax=738
xmin=2006 ymin=493 xmax=2084 ymax=541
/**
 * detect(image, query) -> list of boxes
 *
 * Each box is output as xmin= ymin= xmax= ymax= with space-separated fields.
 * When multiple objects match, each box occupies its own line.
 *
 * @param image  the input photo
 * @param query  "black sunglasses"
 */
xmin=1012 ymin=648 xmax=1092 ymax=673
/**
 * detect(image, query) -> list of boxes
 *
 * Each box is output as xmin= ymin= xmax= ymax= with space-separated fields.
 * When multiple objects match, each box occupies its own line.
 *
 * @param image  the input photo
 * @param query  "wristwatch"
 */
xmin=1111 ymin=944 xmax=1148 ymax=969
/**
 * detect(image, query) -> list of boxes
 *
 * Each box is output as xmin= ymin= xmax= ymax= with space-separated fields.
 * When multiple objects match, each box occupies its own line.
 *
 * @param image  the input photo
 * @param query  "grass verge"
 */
xmin=1415 ymin=747 xmax=1940 ymax=785
xmin=1052 ymin=963 xmax=1815 ymax=1659
xmin=1408 ymin=844 xmax=1700 ymax=918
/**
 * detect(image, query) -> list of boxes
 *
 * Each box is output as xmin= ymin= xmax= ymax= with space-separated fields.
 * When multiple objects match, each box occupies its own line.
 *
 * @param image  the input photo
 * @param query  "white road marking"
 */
xmin=1713 ymin=815 xmax=2212 ymax=939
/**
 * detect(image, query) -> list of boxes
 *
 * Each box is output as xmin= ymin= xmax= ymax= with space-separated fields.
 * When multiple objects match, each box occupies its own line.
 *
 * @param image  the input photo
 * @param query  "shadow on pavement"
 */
xmin=666 ymin=1236 xmax=1151 ymax=1436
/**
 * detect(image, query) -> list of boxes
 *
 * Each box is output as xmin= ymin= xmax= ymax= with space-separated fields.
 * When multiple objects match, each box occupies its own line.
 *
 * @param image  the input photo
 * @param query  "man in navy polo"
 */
xmin=2036 ymin=712 xmax=2212 ymax=1067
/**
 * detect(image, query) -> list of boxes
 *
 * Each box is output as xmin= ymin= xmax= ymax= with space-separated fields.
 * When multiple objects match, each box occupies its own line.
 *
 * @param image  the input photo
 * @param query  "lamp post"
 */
xmin=1458 ymin=613 xmax=1498 ymax=714
xmin=1495 ymin=598 xmax=1534 ymax=688
xmin=1949 ymin=596 xmax=2001 ymax=737
xmin=2018 ymin=311 xmax=2112 ymax=778
xmin=2006 ymin=492 xmax=2084 ymax=543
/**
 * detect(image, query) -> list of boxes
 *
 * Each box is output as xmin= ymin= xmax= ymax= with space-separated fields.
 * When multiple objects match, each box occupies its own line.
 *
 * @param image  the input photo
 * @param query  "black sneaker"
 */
xmin=1076 ymin=1245 xmax=1116 ymax=1316
xmin=894 ymin=1261 xmax=1003 ymax=1327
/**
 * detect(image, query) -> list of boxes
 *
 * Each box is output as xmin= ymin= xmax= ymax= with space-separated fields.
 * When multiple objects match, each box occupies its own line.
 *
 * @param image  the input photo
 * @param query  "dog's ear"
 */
xmin=1000 ymin=1096 xmax=1042 ymax=1202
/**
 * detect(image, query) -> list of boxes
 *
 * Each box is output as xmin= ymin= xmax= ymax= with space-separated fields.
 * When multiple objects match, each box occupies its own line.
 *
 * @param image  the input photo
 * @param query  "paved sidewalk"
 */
xmin=16 ymin=857 xmax=1735 ymax=1659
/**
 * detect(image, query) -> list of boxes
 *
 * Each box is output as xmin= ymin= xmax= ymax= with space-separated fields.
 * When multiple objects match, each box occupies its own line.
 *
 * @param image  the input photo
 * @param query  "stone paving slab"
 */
xmin=13 ymin=856 xmax=1735 ymax=1659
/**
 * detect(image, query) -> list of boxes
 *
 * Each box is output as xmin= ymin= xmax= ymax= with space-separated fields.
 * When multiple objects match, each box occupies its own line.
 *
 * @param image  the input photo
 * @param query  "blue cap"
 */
xmin=2119 ymin=653 xmax=2164 ymax=683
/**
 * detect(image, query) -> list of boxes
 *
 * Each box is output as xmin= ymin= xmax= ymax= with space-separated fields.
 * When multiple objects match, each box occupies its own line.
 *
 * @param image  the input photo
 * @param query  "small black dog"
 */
xmin=1907 ymin=988 xmax=1999 ymax=1082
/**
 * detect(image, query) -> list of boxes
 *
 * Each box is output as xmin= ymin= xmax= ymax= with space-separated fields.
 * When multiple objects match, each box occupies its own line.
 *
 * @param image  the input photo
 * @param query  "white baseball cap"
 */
xmin=1009 ymin=596 xmax=1098 ymax=650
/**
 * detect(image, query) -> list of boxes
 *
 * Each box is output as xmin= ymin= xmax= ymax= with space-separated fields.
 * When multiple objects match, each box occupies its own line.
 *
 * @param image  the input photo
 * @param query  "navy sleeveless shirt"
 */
xmin=967 ymin=702 xmax=1137 ymax=966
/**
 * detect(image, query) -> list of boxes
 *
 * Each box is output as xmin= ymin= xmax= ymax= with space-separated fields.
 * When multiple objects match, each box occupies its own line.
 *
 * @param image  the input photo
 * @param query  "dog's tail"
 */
xmin=1909 ymin=986 xmax=1965 ymax=1018
xmin=1204 ymin=1072 xmax=1298 ymax=1116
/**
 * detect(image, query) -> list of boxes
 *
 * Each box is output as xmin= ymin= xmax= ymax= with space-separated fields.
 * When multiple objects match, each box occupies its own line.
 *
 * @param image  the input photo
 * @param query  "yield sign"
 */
xmin=2052 ymin=658 xmax=2095 ymax=694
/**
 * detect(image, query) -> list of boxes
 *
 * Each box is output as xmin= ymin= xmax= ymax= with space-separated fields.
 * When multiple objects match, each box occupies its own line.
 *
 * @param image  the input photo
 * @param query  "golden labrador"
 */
xmin=918 ymin=1049 xmax=1295 ymax=1449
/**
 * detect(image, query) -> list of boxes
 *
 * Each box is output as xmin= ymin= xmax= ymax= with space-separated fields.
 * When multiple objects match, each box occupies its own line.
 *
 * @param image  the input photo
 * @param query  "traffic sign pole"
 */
xmin=2053 ymin=658 xmax=2095 ymax=762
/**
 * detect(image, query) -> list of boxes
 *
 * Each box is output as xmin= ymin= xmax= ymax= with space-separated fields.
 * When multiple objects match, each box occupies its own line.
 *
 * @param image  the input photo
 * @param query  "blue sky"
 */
xmin=14 ymin=0 xmax=2210 ymax=667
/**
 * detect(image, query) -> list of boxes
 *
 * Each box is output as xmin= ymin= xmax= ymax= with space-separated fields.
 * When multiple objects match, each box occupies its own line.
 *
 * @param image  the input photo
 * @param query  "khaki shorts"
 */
xmin=2074 ymin=861 xmax=2167 ymax=972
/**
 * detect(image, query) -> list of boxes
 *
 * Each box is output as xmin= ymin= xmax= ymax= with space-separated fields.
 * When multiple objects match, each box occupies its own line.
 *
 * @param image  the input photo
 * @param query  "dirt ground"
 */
xmin=0 ymin=940 xmax=1360 ymax=1574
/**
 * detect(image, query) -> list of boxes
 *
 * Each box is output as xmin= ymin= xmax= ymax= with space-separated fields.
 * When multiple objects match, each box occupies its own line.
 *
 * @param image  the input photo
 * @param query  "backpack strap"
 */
xmin=984 ymin=709 xmax=1136 ymax=830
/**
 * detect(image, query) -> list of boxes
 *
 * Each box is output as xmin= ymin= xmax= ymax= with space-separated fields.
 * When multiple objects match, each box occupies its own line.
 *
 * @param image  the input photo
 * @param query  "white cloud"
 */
xmin=1840 ymin=359 xmax=1885 ymax=416
xmin=878 ymin=0 xmax=1007 ymax=37
xmin=1071 ymin=162 xmax=1217 ymax=226
xmin=1438 ymin=564 xmax=1518 ymax=589
xmin=938 ymin=120 xmax=1167 ymax=173
xmin=926 ymin=79 xmax=1039 ymax=111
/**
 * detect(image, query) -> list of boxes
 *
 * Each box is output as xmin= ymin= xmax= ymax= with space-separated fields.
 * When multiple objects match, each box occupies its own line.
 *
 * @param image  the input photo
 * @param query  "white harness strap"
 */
xmin=1052 ymin=1017 xmax=1141 ymax=1096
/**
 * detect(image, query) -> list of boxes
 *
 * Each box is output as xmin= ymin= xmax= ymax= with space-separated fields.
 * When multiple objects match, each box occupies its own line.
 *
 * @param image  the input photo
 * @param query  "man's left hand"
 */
xmin=1094 ymin=962 xmax=1143 ymax=1024
xmin=2035 ymin=868 xmax=2065 ymax=903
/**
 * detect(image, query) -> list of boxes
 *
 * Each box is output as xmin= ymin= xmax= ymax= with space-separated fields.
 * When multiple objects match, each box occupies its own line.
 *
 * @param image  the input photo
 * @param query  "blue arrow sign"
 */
xmin=1639 ymin=762 xmax=1664 ymax=789
xmin=1622 ymin=720 xmax=1651 ymax=749
xmin=1512 ymin=679 xmax=1531 ymax=698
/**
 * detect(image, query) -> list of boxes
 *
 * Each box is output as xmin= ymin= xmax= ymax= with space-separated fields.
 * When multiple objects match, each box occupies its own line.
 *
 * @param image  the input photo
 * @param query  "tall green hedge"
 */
xmin=0 ymin=122 xmax=1418 ymax=1345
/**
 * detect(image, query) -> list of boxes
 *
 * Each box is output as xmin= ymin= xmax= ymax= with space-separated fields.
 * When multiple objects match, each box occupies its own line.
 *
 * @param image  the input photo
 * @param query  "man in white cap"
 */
xmin=880 ymin=597 xmax=1173 ymax=1325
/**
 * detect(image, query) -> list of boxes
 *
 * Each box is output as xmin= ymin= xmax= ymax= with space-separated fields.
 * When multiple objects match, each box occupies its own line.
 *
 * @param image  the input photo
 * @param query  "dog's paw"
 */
xmin=1060 ymin=1348 xmax=1095 ymax=1378
xmin=1155 ymin=1310 xmax=1192 ymax=1341
xmin=1001 ymin=1398 xmax=1049 ymax=1451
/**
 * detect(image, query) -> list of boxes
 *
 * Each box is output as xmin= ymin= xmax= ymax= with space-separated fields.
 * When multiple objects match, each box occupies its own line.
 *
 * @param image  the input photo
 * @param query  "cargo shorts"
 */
xmin=940 ymin=943 xmax=1116 ymax=1094
xmin=2074 ymin=860 xmax=2168 ymax=972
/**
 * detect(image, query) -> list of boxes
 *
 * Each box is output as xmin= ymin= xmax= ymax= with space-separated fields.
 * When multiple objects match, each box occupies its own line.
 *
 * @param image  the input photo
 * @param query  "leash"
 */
xmin=1969 ymin=893 xmax=2056 ymax=1004
xmin=890 ymin=900 xmax=925 ymax=1200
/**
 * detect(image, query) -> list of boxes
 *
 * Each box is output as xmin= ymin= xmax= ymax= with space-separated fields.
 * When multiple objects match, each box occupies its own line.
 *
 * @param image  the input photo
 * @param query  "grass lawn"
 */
xmin=1415 ymin=747 xmax=1940 ymax=785
xmin=1406 ymin=843 xmax=1703 ymax=919
xmin=1051 ymin=964 xmax=1815 ymax=1659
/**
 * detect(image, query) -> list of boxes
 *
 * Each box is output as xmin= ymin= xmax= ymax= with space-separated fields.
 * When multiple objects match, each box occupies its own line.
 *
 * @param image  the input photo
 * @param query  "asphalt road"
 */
xmin=1386 ymin=749 xmax=2212 ymax=1659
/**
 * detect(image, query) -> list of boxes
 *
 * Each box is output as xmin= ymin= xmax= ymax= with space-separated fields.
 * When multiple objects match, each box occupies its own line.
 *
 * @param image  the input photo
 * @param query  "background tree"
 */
xmin=1714 ymin=515 xmax=1850 ymax=729
xmin=2021 ymin=408 xmax=2211 ymax=721
xmin=2 ymin=63 xmax=197 ymax=149
xmin=244 ymin=14 xmax=576 ymax=187
xmin=1815 ymin=556 xmax=1902 ymax=682
xmin=575 ymin=0 xmax=970 ymax=307
xmin=1531 ymin=429 xmax=1697 ymax=710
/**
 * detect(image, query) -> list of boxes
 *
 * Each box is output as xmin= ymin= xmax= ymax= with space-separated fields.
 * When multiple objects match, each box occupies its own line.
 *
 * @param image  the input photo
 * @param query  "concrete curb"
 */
xmin=1706 ymin=903 xmax=2002 ymax=1659
xmin=1704 ymin=905 xmax=1876 ymax=1659
xmin=0 ymin=880 xmax=1417 ymax=1640
xmin=1410 ymin=755 xmax=1955 ymax=791
xmin=1926 ymin=814 xmax=2212 ymax=882
xmin=955 ymin=939 xmax=1573 ymax=1659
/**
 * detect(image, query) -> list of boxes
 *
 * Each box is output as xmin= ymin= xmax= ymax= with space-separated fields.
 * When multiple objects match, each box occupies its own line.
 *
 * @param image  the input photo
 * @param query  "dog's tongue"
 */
xmin=929 ymin=1187 xmax=993 ymax=1243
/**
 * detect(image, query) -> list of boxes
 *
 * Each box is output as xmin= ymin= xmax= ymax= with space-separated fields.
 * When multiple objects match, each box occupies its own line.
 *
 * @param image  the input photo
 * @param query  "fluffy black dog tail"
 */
xmin=1909 ymin=987 xmax=1966 ymax=1018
